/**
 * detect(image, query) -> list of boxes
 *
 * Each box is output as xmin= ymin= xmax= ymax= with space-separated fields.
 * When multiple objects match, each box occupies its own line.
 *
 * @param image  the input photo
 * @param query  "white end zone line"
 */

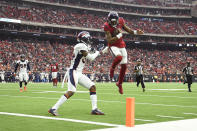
xmin=0 ymin=112 xmax=122 ymax=127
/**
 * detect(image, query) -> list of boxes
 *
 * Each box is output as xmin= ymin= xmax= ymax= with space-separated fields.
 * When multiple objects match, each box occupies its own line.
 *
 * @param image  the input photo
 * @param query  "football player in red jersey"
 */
xmin=51 ymin=62 xmax=58 ymax=88
xmin=104 ymin=11 xmax=144 ymax=94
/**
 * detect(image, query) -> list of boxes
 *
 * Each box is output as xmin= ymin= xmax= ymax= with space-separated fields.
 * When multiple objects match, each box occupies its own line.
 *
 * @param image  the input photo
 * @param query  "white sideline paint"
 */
xmin=184 ymin=113 xmax=197 ymax=116
xmin=0 ymin=112 xmax=122 ymax=127
xmin=156 ymin=115 xmax=184 ymax=119
xmin=90 ymin=118 xmax=197 ymax=131
xmin=1 ymin=95 xmax=197 ymax=109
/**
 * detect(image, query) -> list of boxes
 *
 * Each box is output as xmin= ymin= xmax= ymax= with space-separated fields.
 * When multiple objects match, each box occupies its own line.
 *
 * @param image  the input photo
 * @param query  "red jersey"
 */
xmin=104 ymin=17 xmax=126 ymax=48
xmin=51 ymin=63 xmax=58 ymax=72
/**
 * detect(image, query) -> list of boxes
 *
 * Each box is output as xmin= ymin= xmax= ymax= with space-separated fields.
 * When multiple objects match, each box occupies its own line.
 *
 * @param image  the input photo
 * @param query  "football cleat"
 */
xmin=24 ymin=86 xmax=27 ymax=91
xmin=143 ymin=88 xmax=145 ymax=92
xmin=91 ymin=109 xmax=104 ymax=115
xmin=20 ymin=88 xmax=23 ymax=92
xmin=110 ymin=67 xmax=115 ymax=79
xmin=48 ymin=108 xmax=58 ymax=116
xmin=116 ymin=82 xmax=123 ymax=94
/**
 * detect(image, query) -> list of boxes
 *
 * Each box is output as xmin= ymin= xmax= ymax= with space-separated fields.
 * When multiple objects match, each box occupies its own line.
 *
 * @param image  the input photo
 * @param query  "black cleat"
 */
xmin=143 ymin=88 xmax=145 ymax=92
xmin=48 ymin=108 xmax=58 ymax=116
xmin=91 ymin=108 xmax=104 ymax=115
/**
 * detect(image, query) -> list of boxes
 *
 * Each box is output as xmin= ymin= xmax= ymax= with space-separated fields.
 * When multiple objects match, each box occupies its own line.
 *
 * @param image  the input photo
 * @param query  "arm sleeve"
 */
xmin=27 ymin=62 xmax=30 ymax=71
xmin=86 ymin=51 xmax=100 ymax=61
xmin=14 ymin=63 xmax=19 ymax=73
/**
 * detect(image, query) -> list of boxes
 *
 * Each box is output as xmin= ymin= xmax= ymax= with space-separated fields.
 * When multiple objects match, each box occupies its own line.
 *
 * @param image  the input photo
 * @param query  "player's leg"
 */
xmin=49 ymin=69 xmax=78 ymax=116
xmin=140 ymin=75 xmax=145 ymax=92
xmin=187 ymin=75 xmax=192 ymax=92
xmin=19 ymin=73 xmax=23 ymax=92
xmin=109 ymin=46 xmax=122 ymax=78
xmin=24 ymin=73 xmax=29 ymax=91
xmin=78 ymin=74 xmax=104 ymax=115
xmin=52 ymin=72 xmax=56 ymax=88
xmin=116 ymin=48 xmax=127 ymax=94
xmin=136 ymin=75 xmax=140 ymax=87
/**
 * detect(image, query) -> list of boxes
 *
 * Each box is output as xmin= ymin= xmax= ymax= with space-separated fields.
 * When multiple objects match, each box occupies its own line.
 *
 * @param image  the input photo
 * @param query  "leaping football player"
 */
xmin=51 ymin=62 xmax=58 ymax=88
xmin=103 ymin=11 xmax=144 ymax=94
xmin=48 ymin=31 xmax=105 ymax=116
xmin=14 ymin=54 xmax=31 ymax=92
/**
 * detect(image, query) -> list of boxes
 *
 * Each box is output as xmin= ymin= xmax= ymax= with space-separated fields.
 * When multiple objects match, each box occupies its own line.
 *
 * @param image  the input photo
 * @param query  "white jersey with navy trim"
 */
xmin=16 ymin=60 xmax=29 ymax=73
xmin=69 ymin=43 xmax=89 ymax=72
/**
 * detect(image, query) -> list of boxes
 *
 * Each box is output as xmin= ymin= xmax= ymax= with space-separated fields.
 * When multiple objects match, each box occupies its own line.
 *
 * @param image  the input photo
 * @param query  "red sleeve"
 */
xmin=104 ymin=23 xmax=110 ymax=32
xmin=119 ymin=17 xmax=125 ymax=26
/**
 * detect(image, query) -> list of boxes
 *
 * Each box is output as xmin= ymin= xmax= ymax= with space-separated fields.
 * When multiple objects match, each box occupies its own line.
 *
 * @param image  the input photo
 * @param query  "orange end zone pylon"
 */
xmin=126 ymin=97 xmax=135 ymax=127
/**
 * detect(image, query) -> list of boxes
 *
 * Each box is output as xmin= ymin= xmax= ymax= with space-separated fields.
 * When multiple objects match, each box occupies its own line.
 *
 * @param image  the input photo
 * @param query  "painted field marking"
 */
xmin=1 ymin=88 xmax=196 ymax=99
xmin=91 ymin=118 xmax=197 ymax=131
xmin=135 ymin=119 xmax=154 ymax=122
xmin=157 ymin=115 xmax=184 ymax=119
xmin=1 ymin=95 xmax=197 ymax=109
xmin=0 ymin=112 xmax=122 ymax=127
xmin=100 ymin=92 xmax=197 ymax=99
xmin=183 ymin=113 xmax=197 ymax=116
xmin=32 ymin=91 xmax=88 ymax=94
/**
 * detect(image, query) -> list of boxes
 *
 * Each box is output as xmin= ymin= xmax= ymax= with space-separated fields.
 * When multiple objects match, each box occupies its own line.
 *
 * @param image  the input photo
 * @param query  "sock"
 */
xmin=55 ymin=79 xmax=58 ymax=85
xmin=19 ymin=82 xmax=22 ymax=88
xmin=90 ymin=92 xmax=97 ymax=110
xmin=52 ymin=95 xmax=67 ymax=110
xmin=118 ymin=64 xmax=127 ymax=84
xmin=111 ymin=56 xmax=122 ymax=69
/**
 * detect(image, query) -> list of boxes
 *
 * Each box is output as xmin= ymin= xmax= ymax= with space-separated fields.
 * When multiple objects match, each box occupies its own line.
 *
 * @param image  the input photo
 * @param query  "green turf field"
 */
xmin=0 ymin=82 xmax=197 ymax=131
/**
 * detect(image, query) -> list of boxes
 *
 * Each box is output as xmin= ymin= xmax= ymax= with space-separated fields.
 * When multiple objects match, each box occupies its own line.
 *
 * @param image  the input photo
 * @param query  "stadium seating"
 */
xmin=0 ymin=40 xmax=196 ymax=75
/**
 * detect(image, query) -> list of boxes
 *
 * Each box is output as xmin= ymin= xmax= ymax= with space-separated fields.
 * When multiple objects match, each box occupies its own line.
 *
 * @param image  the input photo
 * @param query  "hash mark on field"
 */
xmin=157 ymin=115 xmax=184 ymax=119
xmin=183 ymin=113 xmax=197 ymax=116
xmin=0 ymin=112 xmax=122 ymax=127
xmin=135 ymin=119 xmax=155 ymax=122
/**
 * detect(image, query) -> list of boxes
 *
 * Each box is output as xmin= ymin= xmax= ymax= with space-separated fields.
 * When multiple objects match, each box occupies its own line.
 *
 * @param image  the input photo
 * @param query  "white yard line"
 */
xmin=1 ymin=95 xmax=197 ymax=109
xmin=0 ymin=112 xmax=122 ymax=127
xmin=183 ymin=113 xmax=197 ymax=116
xmin=156 ymin=115 xmax=184 ymax=119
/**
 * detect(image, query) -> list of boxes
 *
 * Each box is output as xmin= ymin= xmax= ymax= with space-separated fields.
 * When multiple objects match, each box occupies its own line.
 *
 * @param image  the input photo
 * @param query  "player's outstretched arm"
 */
xmin=81 ymin=50 xmax=99 ymax=61
xmin=123 ymin=24 xmax=144 ymax=35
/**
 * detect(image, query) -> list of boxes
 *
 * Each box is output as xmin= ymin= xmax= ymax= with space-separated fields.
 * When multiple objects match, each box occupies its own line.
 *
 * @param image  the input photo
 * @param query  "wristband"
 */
xmin=116 ymin=33 xmax=122 ymax=39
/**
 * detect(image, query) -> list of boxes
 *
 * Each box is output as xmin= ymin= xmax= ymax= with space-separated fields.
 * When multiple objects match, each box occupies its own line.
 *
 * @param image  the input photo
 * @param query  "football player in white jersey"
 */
xmin=49 ymin=31 xmax=106 ymax=116
xmin=14 ymin=54 xmax=30 ymax=92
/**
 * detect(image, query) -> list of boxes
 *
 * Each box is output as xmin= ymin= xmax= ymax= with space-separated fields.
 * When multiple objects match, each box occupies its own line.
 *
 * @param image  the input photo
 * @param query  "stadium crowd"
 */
xmin=0 ymin=39 xmax=196 ymax=77
xmin=36 ymin=0 xmax=191 ymax=16
xmin=0 ymin=1 xmax=197 ymax=35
